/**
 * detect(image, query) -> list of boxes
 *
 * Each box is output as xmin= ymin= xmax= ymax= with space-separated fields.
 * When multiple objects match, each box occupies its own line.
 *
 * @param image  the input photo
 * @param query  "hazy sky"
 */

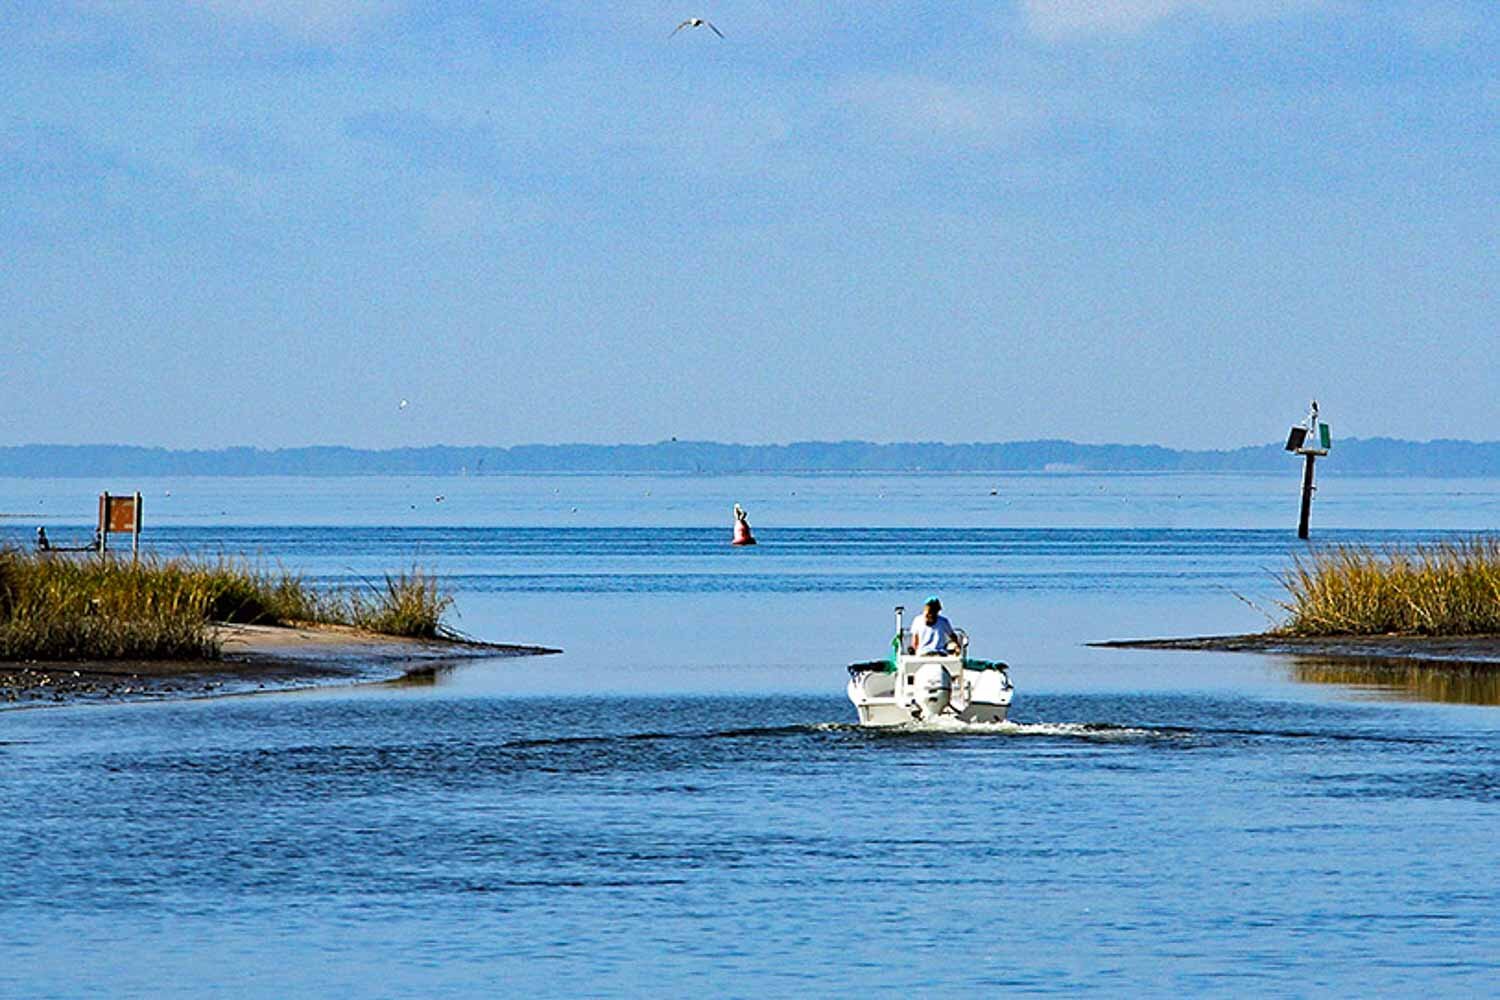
xmin=4 ymin=2 xmax=1495 ymax=449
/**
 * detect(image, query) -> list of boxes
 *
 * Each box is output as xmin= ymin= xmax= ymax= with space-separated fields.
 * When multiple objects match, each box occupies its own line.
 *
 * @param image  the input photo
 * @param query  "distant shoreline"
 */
xmin=6 ymin=437 xmax=1500 ymax=477
xmin=1 ymin=623 xmax=561 ymax=709
xmin=1094 ymin=633 xmax=1500 ymax=666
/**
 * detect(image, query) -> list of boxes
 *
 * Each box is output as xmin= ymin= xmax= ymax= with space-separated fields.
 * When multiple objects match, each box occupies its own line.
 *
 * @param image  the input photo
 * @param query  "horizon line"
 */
xmin=6 ymin=435 xmax=1499 ymax=452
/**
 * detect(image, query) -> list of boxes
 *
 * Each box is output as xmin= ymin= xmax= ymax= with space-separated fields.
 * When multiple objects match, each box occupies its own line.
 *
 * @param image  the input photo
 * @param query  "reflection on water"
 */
xmin=377 ymin=658 xmax=492 ymax=688
xmin=1289 ymin=656 xmax=1500 ymax=706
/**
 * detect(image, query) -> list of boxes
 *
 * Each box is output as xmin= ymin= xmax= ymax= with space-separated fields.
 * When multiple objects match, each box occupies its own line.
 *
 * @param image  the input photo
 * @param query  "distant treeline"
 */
xmin=5 ymin=439 xmax=1500 ymax=477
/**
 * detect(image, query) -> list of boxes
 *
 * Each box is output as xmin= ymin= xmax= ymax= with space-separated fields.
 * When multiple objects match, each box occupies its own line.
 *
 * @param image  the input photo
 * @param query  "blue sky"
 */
xmin=3 ymin=2 xmax=1496 ymax=448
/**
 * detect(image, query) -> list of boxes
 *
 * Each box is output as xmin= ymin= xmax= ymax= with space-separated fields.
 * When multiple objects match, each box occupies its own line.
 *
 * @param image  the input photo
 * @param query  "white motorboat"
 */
xmin=847 ymin=605 xmax=1014 ymax=726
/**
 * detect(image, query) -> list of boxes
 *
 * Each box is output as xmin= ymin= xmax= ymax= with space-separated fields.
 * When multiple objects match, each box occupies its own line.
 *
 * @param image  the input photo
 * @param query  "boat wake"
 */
xmin=811 ymin=719 xmax=1171 ymax=741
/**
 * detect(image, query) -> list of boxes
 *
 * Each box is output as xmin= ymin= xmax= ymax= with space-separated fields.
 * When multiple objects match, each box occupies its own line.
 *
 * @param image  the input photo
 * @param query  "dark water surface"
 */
xmin=2 ymin=474 xmax=1498 ymax=996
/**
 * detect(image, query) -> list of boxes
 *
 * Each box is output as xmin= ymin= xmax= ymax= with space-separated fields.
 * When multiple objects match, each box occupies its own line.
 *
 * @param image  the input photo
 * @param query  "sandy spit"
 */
xmin=1092 ymin=632 xmax=1500 ymax=665
xmin=1 ymin=623 xmax=561 ymax=709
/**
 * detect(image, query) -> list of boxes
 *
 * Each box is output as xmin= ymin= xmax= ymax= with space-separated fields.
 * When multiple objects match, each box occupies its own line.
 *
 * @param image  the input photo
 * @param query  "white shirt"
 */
xmin=910 ymin=613 xmax=956 ymax=654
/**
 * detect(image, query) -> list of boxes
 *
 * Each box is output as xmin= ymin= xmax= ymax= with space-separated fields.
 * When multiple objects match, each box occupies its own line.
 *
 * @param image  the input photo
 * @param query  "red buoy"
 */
xmin=732 ymin=503 xmax=757 ymax=546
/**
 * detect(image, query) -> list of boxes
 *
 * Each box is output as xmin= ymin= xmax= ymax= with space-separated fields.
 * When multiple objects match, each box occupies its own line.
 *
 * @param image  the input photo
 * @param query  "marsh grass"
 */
xmin=1278 ymin=538 xmax=1500 ymax=636
xmin=345 ymin=568 xmax=455 ymax=639
xmin=0 ymin=549 xmax=456 ymax=661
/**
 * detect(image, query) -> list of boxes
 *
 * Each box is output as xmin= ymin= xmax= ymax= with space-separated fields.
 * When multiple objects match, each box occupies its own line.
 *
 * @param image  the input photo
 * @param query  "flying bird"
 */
xmin=670 ymin=17 xmax=724 ymax=38
xmin=398 ymin=399 xmax=409 ymax=410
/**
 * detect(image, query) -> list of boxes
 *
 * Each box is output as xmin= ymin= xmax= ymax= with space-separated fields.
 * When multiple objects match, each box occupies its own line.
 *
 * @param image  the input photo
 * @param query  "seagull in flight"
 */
xmin=670 ymin=17 xmax=724 ymax=39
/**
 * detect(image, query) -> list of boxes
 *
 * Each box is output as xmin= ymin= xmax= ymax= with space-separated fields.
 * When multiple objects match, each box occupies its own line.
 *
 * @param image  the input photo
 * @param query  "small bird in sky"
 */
xmin=670 ymin=18 xmax=724 ymax=38
xmin=398 ymin=399 xmax=409 ymax=410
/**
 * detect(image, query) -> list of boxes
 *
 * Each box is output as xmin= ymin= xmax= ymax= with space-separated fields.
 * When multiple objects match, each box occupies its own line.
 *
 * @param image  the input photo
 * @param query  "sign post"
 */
xmin=1297 ymin=452 xmax=1318 ymax=540
xmin=98 ymin=492 xmax=143 ymax=557
xmin=1284 ymin=402 xmax=1331 ymax=540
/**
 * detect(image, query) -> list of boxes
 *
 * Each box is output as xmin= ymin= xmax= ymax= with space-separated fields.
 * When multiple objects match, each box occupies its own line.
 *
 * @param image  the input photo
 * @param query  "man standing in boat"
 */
xmin=909 ymin=595 xmax=959 ymax=655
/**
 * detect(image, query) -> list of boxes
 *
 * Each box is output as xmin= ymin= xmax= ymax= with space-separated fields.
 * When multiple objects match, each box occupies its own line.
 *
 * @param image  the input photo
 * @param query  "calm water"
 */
xmin=2 ymin=474 xmax=1498 ymax=997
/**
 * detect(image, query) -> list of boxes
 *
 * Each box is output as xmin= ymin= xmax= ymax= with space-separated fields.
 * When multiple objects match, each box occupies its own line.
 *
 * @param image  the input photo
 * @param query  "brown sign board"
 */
xmin=99 ymin=493 xmax=141 ymax=534
xmin=107 ymin=497 xmax=137 ymax=533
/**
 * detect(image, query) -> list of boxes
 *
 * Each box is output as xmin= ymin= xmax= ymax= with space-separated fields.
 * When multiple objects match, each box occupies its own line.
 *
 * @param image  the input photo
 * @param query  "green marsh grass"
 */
xmin=1279 ymin=538 xmax=1500 ymax=636
xmin=346 ymin=568 xmax=455 ymax=639
xmin=0 ymin=549 xmax=456 ymax=661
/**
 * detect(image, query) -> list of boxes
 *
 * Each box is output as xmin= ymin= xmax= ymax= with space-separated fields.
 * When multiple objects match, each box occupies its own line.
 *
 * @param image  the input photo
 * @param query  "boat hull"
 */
xmin=847 ymin=653 xmax=1013 ymax=727
xmin=850 ymin=695 xmax=1010 ymax=727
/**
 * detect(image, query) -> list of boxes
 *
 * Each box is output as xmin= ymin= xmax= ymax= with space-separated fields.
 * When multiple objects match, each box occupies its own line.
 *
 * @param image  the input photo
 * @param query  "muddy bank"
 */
xmin=1 ymin=623 xmax=561 ymax=708
xmin=1093 ymin=632 xmax=1500 ymax=665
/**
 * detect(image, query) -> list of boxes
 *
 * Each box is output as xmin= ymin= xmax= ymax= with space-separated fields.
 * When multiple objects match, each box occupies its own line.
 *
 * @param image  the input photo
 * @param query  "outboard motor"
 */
xmin=911 ymin=661 xmax=952 ymax=719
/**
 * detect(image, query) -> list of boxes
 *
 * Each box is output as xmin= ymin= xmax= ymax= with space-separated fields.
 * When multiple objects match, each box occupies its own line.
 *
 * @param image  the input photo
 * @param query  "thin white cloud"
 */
xmin=1392 ymin=1 xmax=1480 ymax=49
xmin=191 ymin=0 xmax=400 ymax=42
xmin=1021 ymin=0 xmax=1325 ymax=39
xmin=838 ymin=75 xmax=1041 ymax=147
xmin=417 ymin=188 xmax=551 ymax=243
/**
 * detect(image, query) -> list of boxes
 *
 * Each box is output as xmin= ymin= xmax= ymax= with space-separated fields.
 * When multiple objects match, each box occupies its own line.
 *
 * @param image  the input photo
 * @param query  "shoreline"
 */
xmin=1 ymin=623 xmax=561 ymax=708
xmin=1093 ymin=632 xmax=1500 ymax=666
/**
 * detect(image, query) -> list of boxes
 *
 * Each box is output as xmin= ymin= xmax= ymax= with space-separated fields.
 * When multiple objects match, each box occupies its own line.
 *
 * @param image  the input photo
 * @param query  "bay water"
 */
xmin=2 ymin=474 xmax=1497 ymax=996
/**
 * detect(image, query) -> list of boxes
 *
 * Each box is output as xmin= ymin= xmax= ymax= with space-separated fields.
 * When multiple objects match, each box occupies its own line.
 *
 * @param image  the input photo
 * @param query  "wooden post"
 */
xmin=98 ymin=492 xmax=109 ymax=555
xmin=132 ymin=491 xmax=142 ymax=559
xmin=1298 ymin=452 xmax=1317 ymax=540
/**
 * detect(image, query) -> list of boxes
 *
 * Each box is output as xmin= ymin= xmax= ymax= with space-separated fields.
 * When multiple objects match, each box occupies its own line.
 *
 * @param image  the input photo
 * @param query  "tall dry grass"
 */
xmin=345 ymin=568 xmax=455 ymax=639
xmin=0 ymin=549 xmax=456 ymax=661
xmin=0 ymin=550 xmax=221 ymax=660
xmin=1278 ymin=538 xmax=1500 ymax=636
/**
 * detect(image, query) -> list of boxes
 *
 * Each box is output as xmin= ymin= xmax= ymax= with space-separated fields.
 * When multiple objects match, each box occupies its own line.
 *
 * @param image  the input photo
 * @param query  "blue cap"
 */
xmin=924 ymin=594 xmax=941 ymax=606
